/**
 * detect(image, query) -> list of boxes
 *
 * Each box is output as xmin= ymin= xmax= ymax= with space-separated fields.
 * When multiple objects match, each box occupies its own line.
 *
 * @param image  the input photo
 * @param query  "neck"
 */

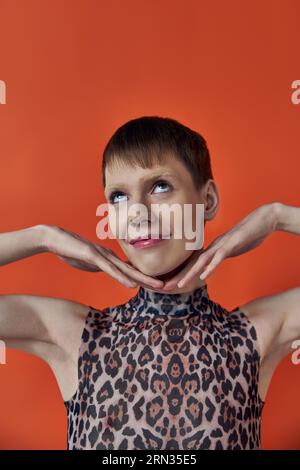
xmin=127 ymin=280 xmax=209 ymax=319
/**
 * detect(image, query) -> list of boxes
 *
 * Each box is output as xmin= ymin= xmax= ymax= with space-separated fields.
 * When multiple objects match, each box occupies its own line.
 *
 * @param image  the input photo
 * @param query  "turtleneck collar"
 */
xmin=126 ymin=283 xmax=210 ymax=318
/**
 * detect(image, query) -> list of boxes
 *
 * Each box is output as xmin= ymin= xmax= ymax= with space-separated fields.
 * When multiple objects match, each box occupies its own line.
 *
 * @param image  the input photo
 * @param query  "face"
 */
xmin=104 ymin=153 xmax=210 ymax=280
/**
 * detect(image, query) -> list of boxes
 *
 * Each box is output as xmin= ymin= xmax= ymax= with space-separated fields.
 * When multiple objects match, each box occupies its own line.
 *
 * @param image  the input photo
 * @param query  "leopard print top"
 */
xmin=64 ymin=283 xmax=265 ymax=450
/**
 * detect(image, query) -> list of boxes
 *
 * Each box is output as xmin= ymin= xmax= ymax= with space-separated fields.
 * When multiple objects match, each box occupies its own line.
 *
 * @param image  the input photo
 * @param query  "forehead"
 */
xmin=104 ymin=154 xmax=191 ymax=190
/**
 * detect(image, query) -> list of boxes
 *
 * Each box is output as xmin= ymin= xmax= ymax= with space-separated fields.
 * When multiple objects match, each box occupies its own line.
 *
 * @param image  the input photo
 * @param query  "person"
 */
xmin=0 ymin=116 xmax=299 ymax=450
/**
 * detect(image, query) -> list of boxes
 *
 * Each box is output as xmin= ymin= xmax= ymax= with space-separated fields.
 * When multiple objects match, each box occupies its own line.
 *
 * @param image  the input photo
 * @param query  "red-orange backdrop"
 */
xmin=0 ymin=0 xmax=300 ymax=450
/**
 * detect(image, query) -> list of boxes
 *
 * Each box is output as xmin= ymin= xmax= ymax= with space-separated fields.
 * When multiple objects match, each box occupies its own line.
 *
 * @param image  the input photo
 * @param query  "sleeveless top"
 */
xmin=64 ymin=284 xmax=265 ymax=450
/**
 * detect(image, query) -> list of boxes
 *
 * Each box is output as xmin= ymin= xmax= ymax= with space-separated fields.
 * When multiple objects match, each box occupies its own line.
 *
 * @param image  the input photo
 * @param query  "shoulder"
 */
xmin=40 ymin=297 xmax=94 ymax=358
xmin=231 ymin=287 xmax=300 ymax=364
xmin=24 ymin=296 xmax=111 ymax=358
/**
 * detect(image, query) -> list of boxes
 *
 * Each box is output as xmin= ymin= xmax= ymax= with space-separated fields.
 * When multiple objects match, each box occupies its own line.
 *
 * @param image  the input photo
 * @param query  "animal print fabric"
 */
xmin=64 ymin=284 xmax=265 ymax=450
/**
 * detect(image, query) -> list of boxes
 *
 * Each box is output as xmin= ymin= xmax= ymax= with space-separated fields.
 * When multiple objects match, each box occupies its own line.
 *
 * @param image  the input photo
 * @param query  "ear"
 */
xmin=203 ymin=179 xmax=220 ymax=221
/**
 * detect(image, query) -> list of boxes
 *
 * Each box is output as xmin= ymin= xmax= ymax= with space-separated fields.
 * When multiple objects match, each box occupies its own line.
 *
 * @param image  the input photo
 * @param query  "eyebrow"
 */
xmin=104 ymin=172 xmax=178 ymax=194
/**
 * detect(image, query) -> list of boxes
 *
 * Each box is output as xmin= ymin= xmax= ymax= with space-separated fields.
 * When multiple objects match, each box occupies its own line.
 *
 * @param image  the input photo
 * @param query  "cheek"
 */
xmin=170 ymin=237 xmax=189 ymax=253
xmin=107 ymin=208 xmax=117 ymax=237
xmin=108 ymin=208 xmax=128 ymax=240
xmin=158 ymin=240 xmax=190 ymax=272
xmin=153 ymin=205 xmax=183 ymax=237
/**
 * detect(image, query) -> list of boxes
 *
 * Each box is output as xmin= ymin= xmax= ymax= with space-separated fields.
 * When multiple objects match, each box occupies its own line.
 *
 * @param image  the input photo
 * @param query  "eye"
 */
xmin=109 ymin=191 xmax=127 ymax=204
xmin=108 ymin=179 xmax=172 ymax=204
xmin=152 ymin=180 xmax=172 ymax=194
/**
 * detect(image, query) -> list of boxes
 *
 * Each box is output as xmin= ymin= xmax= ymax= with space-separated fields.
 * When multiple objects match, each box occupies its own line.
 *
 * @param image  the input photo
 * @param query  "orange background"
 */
xmin=0 ymin=0 xmax=300 ymax=450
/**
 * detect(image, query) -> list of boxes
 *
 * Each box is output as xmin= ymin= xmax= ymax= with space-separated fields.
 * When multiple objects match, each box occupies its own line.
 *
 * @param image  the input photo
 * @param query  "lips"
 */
xmin=129 ymin=235 xmax=162 ymax=245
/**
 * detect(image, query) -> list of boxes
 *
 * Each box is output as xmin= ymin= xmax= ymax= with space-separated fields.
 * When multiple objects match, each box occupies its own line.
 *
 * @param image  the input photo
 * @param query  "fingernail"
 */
xmin=129 ymin=282 xmax=138 ymax=288
xmin=163 ymin=285 xmax=174 ymax=291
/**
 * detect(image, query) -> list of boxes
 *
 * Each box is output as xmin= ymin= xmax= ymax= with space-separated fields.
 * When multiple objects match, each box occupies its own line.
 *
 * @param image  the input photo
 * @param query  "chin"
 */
xmin=137 ymin=266 xmax=169 ymax=277
xmin=135 ymin=258 xmax=185 ymax=278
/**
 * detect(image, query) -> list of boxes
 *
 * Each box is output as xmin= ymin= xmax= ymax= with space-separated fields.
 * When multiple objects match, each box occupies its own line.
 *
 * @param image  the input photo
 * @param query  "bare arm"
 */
xmin=237 ymin=286 xmax=300 ymax=403
xmin=0 ymin=225 xmax=46 ymax=266
xmin=0 ymin=225 xmax=90 ymax=359
xmin=267 ymin=203 xmax=300 ymax=352
xmin=0 ymin=293 xmax=89 ymax=359
xmin=274 ymin=202 xmax=300 ymax=235
xmin=237 ymin=203 xmax=300 ymax=402
xmin=0 ymin=224 xmax=165 ymax=288
xmin=0 ymin=223 xmax=167 ymax=401
xmin=0 ymin=292 xmax=91 ymax=402
xmin=239 ymin=286 xmax=300 ymax=364
xmin=238 ymin=201 xmax=300 ymax=397
xmin=0 ymin=225 xmax=91 ymax=400
xmin=0 ymin=223 xmax=164 ymax=356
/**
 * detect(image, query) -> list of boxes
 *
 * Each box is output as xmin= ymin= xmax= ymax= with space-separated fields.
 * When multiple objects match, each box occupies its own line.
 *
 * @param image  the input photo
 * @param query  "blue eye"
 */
xmin=109 ymin=180 xmax=172 ymax=204
xmin=153 ymin=180 xmax=171 ymax=194
xmin=109 ymin=192 xmax=127 ymax=204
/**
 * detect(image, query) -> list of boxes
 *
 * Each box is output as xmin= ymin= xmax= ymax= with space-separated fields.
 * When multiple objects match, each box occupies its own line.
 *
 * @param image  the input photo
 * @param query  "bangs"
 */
xmin=104 ymin=145 xmax=174 ymax=180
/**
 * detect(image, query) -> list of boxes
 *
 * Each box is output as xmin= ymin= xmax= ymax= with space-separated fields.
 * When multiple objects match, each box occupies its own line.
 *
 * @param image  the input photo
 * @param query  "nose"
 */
xmin=127 ymin=220 xmax=149 ymax=245
xmin=129 ymin=211 xmax=149 ymax=226
xmin=127 ymin=199 xmax=154 ymax=240
xmin=127 ymin=197 xmax=152 ymax=225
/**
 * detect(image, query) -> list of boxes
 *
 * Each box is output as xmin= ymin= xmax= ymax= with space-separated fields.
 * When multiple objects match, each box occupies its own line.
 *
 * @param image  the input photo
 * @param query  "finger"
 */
xmin=199 ymin=250 xmax=225 ymax=280
xmin=93 ymin=245 xmax=165 ymax=289
xmin=112 ymin=259 xmax=165 ymax=289
xmin=162 ymin=251 xmax=211 ymax=290
xmin=97 ymin=258 xmax=139 ymax=288
xmin=85 ymin=248 xmax=138 ymax=288
xmin=54 ymin=234 xmax=137 ymax=286
xmin=161 ymin=250 xmax=204 ymax=291
xmin=176 ymin=252 xmax=214 ymax=288
xmin=57 ymin=255 xmax=101 ymax=272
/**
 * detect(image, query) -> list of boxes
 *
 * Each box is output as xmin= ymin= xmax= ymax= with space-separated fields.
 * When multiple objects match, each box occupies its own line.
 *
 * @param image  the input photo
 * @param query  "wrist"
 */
xmin=271 ymin=202 xmax=284 ymax=231
xmin=30 ymin=224 xmax=53 ymax=253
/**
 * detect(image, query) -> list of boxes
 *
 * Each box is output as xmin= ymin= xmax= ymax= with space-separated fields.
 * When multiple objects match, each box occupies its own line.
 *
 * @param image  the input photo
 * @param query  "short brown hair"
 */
xmin=101 ymin=116 xmax=214 ymax=190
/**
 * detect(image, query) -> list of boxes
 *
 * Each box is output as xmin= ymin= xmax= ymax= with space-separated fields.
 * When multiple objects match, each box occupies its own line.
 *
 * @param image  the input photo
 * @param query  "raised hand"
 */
xmin=161 ymin=203 xmax=277 ymax=290
xmin=41 ymin=225 xmax=165 ymax=290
